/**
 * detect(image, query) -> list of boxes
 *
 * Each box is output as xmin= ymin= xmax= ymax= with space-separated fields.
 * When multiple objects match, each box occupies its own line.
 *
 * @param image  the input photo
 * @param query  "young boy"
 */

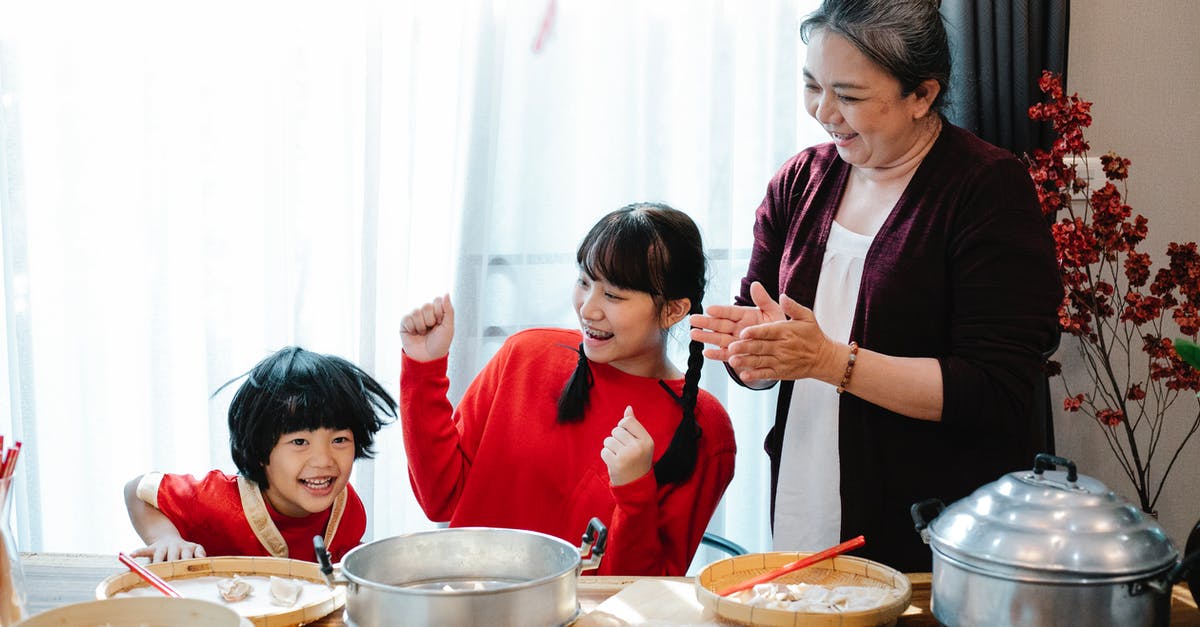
xmin=124 ymin=346 xmax=395 ymax=563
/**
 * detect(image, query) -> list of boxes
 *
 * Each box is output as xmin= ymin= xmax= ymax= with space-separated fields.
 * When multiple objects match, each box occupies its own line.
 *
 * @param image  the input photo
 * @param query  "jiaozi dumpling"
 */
xmin=216 ymin=576 xmax=252 ymax=603
xmin=269 ymin=576 xmax=302 ymax=607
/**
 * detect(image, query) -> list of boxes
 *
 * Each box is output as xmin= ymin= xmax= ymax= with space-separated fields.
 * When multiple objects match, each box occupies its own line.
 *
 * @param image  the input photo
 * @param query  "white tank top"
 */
xmin=772 ymin=220 xmax=873 ymax=551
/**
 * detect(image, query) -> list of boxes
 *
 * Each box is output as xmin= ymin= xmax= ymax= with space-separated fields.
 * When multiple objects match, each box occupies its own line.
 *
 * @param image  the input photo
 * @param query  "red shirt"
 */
xmin=145 ymin=470 xmax=365 ymax=562
xmin=401 ymin=328 xmax=737 ymax=576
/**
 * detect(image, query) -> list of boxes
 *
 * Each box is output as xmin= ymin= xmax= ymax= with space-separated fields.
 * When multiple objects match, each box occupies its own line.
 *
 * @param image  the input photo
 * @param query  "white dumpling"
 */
xmin=268 ymin=576 xmax=302 ymax=607
xmin=729 ymin=582 xmax=899 ymax=613
xmin=216 ymin=576 xmax=252 ymax=603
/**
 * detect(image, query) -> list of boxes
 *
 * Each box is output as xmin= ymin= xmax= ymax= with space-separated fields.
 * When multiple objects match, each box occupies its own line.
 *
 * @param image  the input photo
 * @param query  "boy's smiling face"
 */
xmin=261 ymin=427 xmax=356 ymax=517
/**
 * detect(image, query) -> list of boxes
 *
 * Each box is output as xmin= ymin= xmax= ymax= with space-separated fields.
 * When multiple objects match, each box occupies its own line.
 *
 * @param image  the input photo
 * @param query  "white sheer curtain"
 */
xmin=0 ymin=0 xmax=824 ymax=565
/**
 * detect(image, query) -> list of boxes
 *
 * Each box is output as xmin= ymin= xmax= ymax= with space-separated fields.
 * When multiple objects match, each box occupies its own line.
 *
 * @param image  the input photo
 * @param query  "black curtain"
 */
xmin=941 ymin=0 xmax=1069 ymax=458
xmin=942 ymin=0 xmax=1071 ymax=158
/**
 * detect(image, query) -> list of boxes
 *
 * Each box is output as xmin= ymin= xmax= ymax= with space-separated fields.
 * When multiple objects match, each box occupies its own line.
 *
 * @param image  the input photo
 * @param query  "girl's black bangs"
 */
xmin=578 ymin=213 xmax=668 ymax=296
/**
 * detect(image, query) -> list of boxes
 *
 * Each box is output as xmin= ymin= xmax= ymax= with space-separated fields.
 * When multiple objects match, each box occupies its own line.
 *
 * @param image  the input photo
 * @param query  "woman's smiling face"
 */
xmin=802 ymin=29 xmax=935 ymax=169
xmin=261 ymin=427 xmax=356 ymax=518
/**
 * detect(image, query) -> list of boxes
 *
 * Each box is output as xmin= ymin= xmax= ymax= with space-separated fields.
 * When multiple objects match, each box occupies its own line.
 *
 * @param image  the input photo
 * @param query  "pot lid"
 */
xmin=924 ymin=455 xmax=1179 ymax=577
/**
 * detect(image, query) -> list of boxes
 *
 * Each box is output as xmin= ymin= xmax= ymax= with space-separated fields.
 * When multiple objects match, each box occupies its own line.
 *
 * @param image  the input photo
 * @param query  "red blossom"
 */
xmin=1052 ymin=217 xmax=1100 ymax=267
xmin=1100 ymin=151 xmax=1131 ymax=181
xmin=1125 ymin=252 xmax=1152 ymax=287
xmin=1028 ymin=70 xmax=1200 ymax=513
xmin=1096 ymin=408 xmax=1125 ymax=427
xmin=1063 ymin=394 xmax=1085 ymax=412
xmin=1159 ymin=355 xmax=1200 ymax=391
xmin=1174 ymin=302 xmax=1200 ymax=336
xmin=1144 ymin=335 xmax=1173 ymax=359
xmin=1150 ymin=266 xmax=1175 ymax=297
xmin=1166 ymin=242 xmax=1200 ymax=303
xmin=1037 ymin=70 xmax=1063 ymax=100
xmin=1126 ymin=383 xmax=1146 ymax=401
xmin=1121 ymin=215 xmax=1148 ymax=248
xmin=1121 ymin=292 xmax=1163 ymax=325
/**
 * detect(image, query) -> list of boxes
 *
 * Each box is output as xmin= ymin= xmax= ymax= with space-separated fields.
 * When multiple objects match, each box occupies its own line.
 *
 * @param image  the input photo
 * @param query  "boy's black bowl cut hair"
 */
xmin=224 ymin=346 xmax=397 ymax=490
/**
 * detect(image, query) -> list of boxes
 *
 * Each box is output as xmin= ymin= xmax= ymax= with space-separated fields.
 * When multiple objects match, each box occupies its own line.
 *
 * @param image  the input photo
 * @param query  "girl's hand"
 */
xmin=400 ymin=294 xmax=454 ymax=362
xmin=130 ymin=537 xmax=207 ymax=563
xmin=601 ymin=407 xmax=655 ymax=486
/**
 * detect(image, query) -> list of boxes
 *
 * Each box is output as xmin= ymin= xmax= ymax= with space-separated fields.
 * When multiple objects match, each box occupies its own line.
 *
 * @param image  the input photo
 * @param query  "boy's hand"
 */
xmin=601 ymin=407 xmax=655 ymax=486
xmin=130 ymin=537 xmax=207 ymax=563
xmin=400 ymin=294 xmax=455 ymax=362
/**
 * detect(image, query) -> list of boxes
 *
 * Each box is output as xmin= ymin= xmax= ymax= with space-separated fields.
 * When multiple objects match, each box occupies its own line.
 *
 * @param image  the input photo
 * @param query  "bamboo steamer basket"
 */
xmin=16 ymin=597 xmax=248 ymax=626
xmin=95 ymin=556 xmax=344 ymax=627
xmin=695 ymin=552 xmax=912 ymax=627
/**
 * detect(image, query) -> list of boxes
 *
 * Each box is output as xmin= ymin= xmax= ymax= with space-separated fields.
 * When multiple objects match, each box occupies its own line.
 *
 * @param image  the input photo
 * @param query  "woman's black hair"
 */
xmin=557 ymin=202 xmax=708 ymax=485
xmin=800 ymin=0 xmax=951 ymax=112
xmin=219 ymin=346 xmax=396 ymax=489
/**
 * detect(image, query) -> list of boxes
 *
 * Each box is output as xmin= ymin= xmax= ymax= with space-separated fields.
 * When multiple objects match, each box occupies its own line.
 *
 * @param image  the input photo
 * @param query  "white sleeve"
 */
xmin=135 ymin=472 xmax=165 ymax=509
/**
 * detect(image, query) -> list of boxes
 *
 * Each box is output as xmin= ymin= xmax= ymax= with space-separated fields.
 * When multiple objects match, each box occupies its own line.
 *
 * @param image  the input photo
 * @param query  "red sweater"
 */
xmin=400 ymin=328 xmax=737 ymax=576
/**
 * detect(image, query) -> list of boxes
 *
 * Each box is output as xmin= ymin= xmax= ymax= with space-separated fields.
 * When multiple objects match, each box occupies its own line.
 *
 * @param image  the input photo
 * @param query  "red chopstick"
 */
xmin=1 ymin=442 xmax=22 ymax=479
xmin=118 ymin=552 xmax=183 ymax=598
xmin=717 ymin=535 xmax=867 ymax=597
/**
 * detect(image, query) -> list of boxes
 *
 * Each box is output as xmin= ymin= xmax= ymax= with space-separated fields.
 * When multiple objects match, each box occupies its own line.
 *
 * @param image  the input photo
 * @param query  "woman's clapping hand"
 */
xmin=691 ymin=281 xmax=840 ymax=384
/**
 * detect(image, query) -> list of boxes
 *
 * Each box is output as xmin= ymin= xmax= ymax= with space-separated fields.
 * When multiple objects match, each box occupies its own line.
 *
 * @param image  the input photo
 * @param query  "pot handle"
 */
xmin=910 ymin=499 xmax=945 ymax=545
xmin=578 ymin=517 xmax=608 ymax=571
xmin=1165 ymin=548 xmax=1200 ymax=588
xmin=1033 ymin=453 xmax=1078 ymax=483
xmin=313 ymin=535 xmax=338 ymax=587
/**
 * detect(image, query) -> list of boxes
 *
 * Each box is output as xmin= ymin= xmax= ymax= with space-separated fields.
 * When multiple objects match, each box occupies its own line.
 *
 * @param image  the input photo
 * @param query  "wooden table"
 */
xmin=19 ymin=553 xmax=1200 ymax=625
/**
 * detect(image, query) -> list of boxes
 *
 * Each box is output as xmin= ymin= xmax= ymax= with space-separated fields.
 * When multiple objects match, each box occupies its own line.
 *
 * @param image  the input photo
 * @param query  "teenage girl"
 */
xmin=400 ymin=203 xmax=737 ymax=576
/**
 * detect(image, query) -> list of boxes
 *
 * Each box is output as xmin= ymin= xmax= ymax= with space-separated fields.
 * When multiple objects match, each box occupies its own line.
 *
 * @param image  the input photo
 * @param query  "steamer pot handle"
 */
xmin=1033 ymin=453 xmax=1078 ymax=483
xmin=910 ymin=499 xmax=945 ymax=545
xmin=1164 ymin=548 xmax=1200 ymax=589
xmin=313 ymin=535 xmax=336 ymax=586
xmin=579 ymin=517 xmax=608 ymax=571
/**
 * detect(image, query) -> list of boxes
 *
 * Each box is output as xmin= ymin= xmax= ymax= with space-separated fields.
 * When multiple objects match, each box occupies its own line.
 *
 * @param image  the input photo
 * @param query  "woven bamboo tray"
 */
xmin=95 ymin=556 xmax=344 ymax=627
xmin=695 ymin=552 xmax=911 ymax=627
xmin=16 ymin=597 xmax=250 ymax=626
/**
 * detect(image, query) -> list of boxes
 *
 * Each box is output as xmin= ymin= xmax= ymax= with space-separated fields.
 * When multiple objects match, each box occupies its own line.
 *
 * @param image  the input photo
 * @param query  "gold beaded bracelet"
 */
xmin=836 ymin=341 xmax=859 ymax=394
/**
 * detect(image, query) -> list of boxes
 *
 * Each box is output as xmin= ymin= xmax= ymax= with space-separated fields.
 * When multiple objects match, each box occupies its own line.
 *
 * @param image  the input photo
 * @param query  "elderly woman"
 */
xmin=690 ymin=0 xmax=1060 ymax=571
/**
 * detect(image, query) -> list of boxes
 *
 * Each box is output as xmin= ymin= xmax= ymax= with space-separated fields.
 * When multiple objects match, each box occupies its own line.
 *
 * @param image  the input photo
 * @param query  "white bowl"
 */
xmin=16 ymin=597 xmax=250 ymax=627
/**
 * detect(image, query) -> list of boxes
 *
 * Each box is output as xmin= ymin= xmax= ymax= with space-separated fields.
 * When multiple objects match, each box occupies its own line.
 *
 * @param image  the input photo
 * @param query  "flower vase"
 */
xmin=0 ymin=477 xmax=25 ymax=625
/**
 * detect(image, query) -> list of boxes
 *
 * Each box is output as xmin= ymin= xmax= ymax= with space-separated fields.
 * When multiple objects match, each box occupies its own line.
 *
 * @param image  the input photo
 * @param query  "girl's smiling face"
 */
xmin=261 ymin=427 xmax=356 ymax=518
xmin=574 ymin=272 xmax=685 ymax=379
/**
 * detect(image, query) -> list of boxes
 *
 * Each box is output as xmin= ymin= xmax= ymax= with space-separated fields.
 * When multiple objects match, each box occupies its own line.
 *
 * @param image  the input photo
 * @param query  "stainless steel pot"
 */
xmin=911 ymin=454 xmax=1200 ymax=627
xmin=315 ymin=519 xmax=606 ymax=627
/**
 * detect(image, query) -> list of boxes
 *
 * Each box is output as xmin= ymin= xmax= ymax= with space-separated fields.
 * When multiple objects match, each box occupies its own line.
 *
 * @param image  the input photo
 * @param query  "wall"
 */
xmin=1057 ymin=1 xmax=1200 ymax=546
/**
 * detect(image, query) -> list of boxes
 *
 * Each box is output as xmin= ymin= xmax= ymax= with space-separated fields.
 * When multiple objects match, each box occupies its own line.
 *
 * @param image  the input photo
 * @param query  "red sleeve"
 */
xmin=400 ymin=354 xmax=466 ymax=521
xmin=597 ymin=397 xmax=737 ymax=576
xmin=399 ymin=348 xmax=507 ymax=521
xmin=153 ymin=471 xmax=244 ymax=549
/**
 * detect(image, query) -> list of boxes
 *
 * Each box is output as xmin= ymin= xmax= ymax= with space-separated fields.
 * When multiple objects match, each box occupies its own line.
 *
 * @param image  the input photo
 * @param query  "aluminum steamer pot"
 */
xmin=315 ymin=519 xmax=607 ymax=627
xmin=911 ymin=454 xmax=1200 ymax=627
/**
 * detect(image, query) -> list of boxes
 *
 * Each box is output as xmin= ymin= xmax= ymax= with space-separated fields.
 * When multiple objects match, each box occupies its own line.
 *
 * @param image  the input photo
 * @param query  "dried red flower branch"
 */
xmin=1028 ymin=70 xmax=1200 ymax=513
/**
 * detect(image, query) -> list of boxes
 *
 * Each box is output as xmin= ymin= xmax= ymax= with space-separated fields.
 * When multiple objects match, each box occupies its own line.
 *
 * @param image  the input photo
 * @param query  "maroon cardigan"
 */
xmin=738 ymin=121 xmax=1061 ymax=571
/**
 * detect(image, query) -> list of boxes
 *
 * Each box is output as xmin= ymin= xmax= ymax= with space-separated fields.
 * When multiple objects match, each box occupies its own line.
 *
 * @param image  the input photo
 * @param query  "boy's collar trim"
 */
xmin=237 ymin=476 xmax=347 ymax=558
